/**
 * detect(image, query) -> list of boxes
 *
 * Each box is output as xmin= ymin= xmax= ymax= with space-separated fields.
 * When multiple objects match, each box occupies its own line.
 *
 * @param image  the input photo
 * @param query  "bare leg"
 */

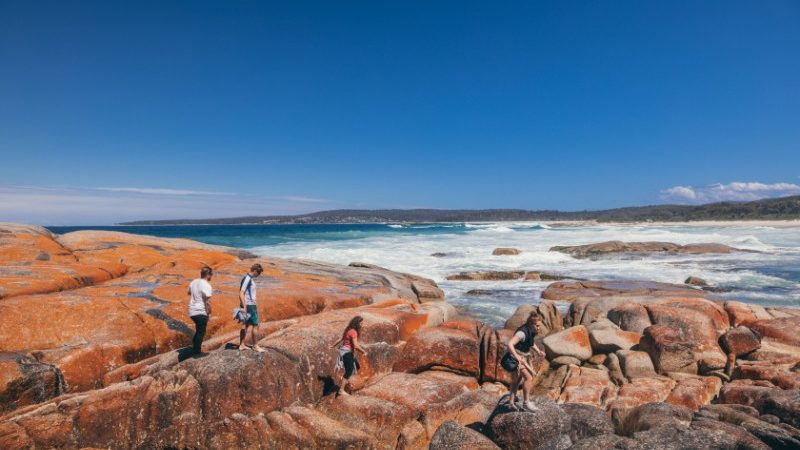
xmin=508 ymin=371 xmax=521 ymax=408
xmin=520 ymin=369 xmax=532 ymax=403
xmin=338 ymin=376 xmax=351 ymax=396
xmin=335 ymin=371 xmax=344 ymax=395
xmin=239 ymin=325 xmax=253 ymax=350
xmin=252 ymin=326 xmax=265 ymax=352
xmin=521 ymin=368 xmax=539 ymax=411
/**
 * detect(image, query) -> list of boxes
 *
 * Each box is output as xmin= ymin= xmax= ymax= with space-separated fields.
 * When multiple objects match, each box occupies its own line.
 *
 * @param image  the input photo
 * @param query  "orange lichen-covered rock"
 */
xmin=587 ymin=319 xmax=640 ymax=353
xmin=542 ymin=326 xmax=592 ymax=361
xmin=639 ymin=325 xmax=698 ymax=375
xmin=542 ymin=279 xmax=703 ymax=302
xmin=0 ymin=300 xmax=469 ymax=449
xmin=719 ymin=326 xmax=762 ymax=356
xmin=719 ymin=380 xmax=800 ymax=429
xmin=0 ymin=224 xmax=449 ymax=414
xmin=616 ymin=350 xmax=657 ymax=379
xmin=748 ymin=317 xmax=800 ymax=347
xmin=644 ymin=301 xmax=728 ymax=372
xmin=724 ymin=301 xmax=773 ymax=326
xmin=0 ymin=224 xmax=126 ymax=299
xmin=607 ymin=303 xmax=652 ymax=334
xmin=665 ymin=374 xmax=722 ymax=411
xmin=392 ymin=323 xmax=480 ymax=376
xmin=649 ymin=297 xmax=730 ymax=335
xmin=607 ymin=377 xmax=676 ymax=412
xmin=558 ymin=366 xmax=617 ymax=408
xmin=735 ymin=362 xmax=800 ymax=390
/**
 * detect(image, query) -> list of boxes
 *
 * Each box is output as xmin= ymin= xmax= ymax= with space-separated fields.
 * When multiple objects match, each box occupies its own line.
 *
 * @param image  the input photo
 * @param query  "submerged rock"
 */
xmin=550 ymin=240 xmax=743 ymax=259
xmin=446 ymin=270 xmax=569 ymax=281
xmin=685 ymin=276 xmax=708 ymax=286
xmin=491 ymin=247 xmax=521 ymax=256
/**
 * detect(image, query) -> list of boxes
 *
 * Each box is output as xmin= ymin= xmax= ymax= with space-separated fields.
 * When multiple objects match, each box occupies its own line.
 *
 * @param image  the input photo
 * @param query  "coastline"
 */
xmin=1 ymin=222 xmax=799 ymax=449
xmin=104 ymin=218 xmax=800 ymax=228
xmin=545 ymin=219 xmax=800 ymax=228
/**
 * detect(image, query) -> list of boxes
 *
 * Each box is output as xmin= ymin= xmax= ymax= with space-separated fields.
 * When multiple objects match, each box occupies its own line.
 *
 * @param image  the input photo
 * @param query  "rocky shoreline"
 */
xmin=0 ymin=224 xmax=798 ymax=449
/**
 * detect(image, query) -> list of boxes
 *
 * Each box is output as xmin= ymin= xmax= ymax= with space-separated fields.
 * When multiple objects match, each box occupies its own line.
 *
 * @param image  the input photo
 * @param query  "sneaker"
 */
xmin=523 ymin=401 xmax=539 ymax=412
xmin=253 ymin=345 xmax=266 ymax=353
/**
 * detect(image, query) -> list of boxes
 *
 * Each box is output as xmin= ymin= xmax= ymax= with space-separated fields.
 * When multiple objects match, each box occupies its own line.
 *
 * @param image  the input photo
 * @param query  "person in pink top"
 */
xmin=331 ymin=315 xmax=368 ymax=396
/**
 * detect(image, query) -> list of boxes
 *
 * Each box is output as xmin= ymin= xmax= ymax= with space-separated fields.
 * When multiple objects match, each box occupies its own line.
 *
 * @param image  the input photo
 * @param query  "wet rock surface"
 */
xmin=446 ymin=270 xmax=569 ymax=281
xmin=550 ymin=240 xmax=744 ymax=259
xmin=492 ymin=247 xmax=521 ymax=256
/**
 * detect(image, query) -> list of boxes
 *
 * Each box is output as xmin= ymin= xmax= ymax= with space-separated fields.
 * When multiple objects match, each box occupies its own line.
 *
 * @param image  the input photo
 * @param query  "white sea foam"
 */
xmin=253 ymin=222 xmax=800 ymax=327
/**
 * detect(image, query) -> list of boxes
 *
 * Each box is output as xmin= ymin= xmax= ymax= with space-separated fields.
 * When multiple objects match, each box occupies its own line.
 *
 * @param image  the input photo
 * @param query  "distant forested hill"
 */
xmin=120 ymin=195 xmax=800 ymax=225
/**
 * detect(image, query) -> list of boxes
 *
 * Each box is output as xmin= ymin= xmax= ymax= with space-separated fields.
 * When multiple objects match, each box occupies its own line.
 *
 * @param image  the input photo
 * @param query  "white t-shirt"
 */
xmin=188 ymin=278 xmax=213 ymax=317
xmin=241 ymin=274 xmax=257 ymax=306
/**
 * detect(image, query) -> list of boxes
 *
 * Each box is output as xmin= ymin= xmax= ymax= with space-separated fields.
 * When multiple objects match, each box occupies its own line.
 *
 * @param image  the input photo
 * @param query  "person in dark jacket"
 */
xmin=503 ymin=312 xmax=546 ymax=411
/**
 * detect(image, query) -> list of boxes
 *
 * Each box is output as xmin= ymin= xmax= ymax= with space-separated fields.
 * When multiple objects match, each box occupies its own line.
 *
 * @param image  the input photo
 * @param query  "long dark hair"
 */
xmin=344 ymin=316 xmax=363 ymax=336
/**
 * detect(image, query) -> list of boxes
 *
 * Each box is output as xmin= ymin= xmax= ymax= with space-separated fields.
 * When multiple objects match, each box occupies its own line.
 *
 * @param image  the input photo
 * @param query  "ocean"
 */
xmin=49 ymin=222 xmax=800 ymax=327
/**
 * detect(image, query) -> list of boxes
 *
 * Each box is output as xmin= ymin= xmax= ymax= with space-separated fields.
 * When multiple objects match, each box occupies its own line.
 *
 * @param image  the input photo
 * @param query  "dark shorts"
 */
xmin=245 ymin=305 xmax=259 ymax=326
xmin=343 ymin=351 xmax=360 ymax=379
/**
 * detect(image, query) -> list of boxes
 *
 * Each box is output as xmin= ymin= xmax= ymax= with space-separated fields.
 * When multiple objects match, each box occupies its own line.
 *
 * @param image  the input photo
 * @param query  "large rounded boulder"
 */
xmin=487 ymin=398 xmax=572 ymax=450
xmin=542 ymin=326 xmax=592 ymax=361
xmin=430 ymin=421 xmax=500 ymax=450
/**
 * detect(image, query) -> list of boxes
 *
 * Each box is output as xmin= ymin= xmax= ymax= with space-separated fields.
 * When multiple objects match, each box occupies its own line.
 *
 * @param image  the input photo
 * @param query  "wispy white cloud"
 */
xmin=0 ymin=185 xmax=332 ymax=225
xmin=661 ymin=181 xmax=800 ymax=204
xmin=282 ymin=195 xmax=327 ymax=203
xmin=94 ymin=187 xmax=234 ymax=196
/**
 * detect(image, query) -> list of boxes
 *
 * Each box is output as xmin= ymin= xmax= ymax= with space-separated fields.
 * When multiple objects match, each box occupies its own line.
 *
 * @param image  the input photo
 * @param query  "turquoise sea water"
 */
xmin=49 ymin=222 xmax=800 ymax=327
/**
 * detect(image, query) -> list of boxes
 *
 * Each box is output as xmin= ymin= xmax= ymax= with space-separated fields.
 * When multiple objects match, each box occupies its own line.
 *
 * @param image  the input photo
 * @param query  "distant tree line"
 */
xmin=120 ymin=195 xmax=800 ymax=225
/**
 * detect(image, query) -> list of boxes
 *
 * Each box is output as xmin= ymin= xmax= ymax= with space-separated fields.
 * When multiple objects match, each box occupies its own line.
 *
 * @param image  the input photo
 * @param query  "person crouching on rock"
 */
xmin=331 ymin=315 xmax=368 ymax=396
xmin=238 ymin=263 xmax=265 ymax=352
xmin=188 ymin=265 xmax=214 ymax=357
xmin=502 ymin=312 xmax=546 ymax=411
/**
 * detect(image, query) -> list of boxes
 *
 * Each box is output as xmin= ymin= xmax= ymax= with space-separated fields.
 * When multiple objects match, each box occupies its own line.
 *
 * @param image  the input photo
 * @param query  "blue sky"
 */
xmin=1 ymin=1 xmax=799 ymax=224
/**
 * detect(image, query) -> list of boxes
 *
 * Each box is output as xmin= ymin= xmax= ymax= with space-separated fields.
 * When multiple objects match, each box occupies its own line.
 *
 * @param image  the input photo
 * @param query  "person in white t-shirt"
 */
xmin=188 ymin=266 xmax=214 ymax=356
xmin=238 ymin=263 xmax=265 ymax=352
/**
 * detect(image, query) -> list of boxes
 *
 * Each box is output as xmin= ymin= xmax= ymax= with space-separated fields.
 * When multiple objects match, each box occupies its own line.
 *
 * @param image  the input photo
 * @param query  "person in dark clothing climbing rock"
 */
xmin=502 ymin=312 xmax=545 ymax=411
